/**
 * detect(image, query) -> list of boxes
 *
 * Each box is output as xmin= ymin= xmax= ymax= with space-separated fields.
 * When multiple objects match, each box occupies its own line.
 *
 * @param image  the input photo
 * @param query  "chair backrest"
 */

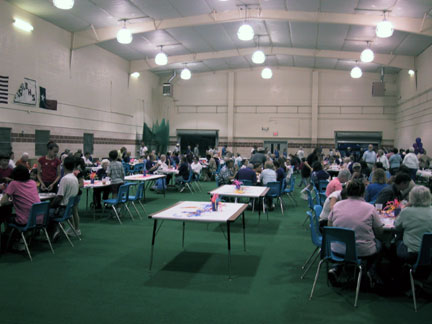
xmin=187 ymin=169 xmax=194 ymax=182
xmin=318 ymin=179 xmax=329 ymax=192
xmin=313 ymin=205 xmax=323 ymax=219
xmin=312 ymin=186 xmax=321 ymax=205
xmin=28 ymin=201 xmax=50 ymax=229
xmin=413 ymin=232 xmax=432 ymax=270
xmin=321 ymin=227 xmax=359 ymax=264
xmin=281 ymin=178 xmax=287 ymax=191
xmin=241 ymin=179 xmax=253 ymax=186
xmin=134 ymin=163 xmax=144 ymax=173
xmin=289 ymin=176 xmax=296 ymax=191
xmin=118 ymin=184 xmax=131 ymax=203
xmin=305 ymin=189 xmax=314 ymax=210
xmin=135 ymin=182 xmax=145 ymax=199
xmin=56 ymin=196 xmax=77 ymax=222
xmin=266 ymin=181 xmax=281 ymax=197
xmin=307 ymin=211 xmax=322 ymax=246
xmin=123 ymin=163 xmax=131 ymax=175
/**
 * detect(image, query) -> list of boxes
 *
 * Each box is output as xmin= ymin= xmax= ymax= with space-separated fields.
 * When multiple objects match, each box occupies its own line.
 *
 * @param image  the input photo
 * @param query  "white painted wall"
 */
xmin=396 ymin=45 xmax=432 ymax=153
xmin=0 ymin=1 xmax=159 ymax=158
xmin=163 ymin=66 xmax=398 ymax=154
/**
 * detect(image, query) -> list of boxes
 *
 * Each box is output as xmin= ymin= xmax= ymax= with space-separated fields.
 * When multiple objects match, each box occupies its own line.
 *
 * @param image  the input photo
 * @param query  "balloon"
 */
xmin=413 ymin=143 xmax=418 ymax=149
xmin=416 ymin=137 xmax=421 ymax=144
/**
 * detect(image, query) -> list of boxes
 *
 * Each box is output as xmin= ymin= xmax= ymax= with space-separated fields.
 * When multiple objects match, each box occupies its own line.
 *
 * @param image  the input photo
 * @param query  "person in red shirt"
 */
xmin=37 ymin=141 xmax=61 ymax=193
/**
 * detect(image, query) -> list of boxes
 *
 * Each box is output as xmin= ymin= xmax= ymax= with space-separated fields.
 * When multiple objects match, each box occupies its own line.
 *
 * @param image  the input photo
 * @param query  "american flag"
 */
xmin=0 ymin=75 xmax=8 ymax=104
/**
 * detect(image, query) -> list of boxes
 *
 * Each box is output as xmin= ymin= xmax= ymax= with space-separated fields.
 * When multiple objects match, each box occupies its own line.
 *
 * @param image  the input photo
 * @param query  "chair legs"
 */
xmin=309 ymin=259 xmax=325 ymax=300
xmin=279 ymin=197 xmax=284 ymax=215
xmin=66 ymin=219 xmax=82 ymax=241
xmin=131 ymin=201 xmax=143 ymax=220
xmin=409 ymin=268 xmax=417 ymax=312
xmin=138 ymin=201 xmax=147 ymax=215
xmin=43 ymin=228 xmax=55 ymax=254
xmin=112 ymin=205 xmax=122 ymax=224
xmin=58 ymin=223 xmax=74 ymax=247
xmin=124 ymin=203 xmax=135 ymax=221
xmin=21 ymin=232 xmax=32 ymax=262
xmin=301 ymin=247 xmax=320 ymax=279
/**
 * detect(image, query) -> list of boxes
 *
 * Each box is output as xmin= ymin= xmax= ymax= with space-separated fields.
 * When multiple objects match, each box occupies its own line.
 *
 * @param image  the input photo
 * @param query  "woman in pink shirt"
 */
xmin=0 ymin=165 xmax=41 ymax=226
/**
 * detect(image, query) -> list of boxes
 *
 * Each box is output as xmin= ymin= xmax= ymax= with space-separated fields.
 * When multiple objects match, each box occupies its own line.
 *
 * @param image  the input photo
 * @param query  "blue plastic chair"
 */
xmin=283 ymin=175 xmax=297 ymax=206
xmin=128 ymin=182 xmax=146 ymax=219
xmin=312 ymin=186 xmax=322 ymax=206
xmin=318 ymin=179 xmax=329 ymax=194
xmin=309 ymin=227 xmax=363 ymax=307
xmin=133 ymin=163 xmax=144 ymax=174
xmin=7 ymin=201 xmax=52 ymax=261
xmin=191 ymin=170 xmax=202 ymax=192
xmin=52 ymin=196 xmax=81 ymax=247
xmin=122 ymin=163 xmax=132 ymax=176
xmin=266 ymin=181 xmax=284 ymax=214
xmin=240 ymin=179 xmax=253 ymax=186
xmin=178 ymin=169 xmax=194 ymax=193
xmin=301 ymin=210 xmax=323 ymax=279
xmin=409 ymin=233 xmax=432 ymax=312
xmin=103 ymin=184 xmax=134 ymax=224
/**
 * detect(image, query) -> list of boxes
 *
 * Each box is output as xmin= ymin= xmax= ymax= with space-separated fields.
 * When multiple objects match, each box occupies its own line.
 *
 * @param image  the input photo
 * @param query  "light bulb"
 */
xmin=116 ymin=27 xmax=132 ymax=44
xmin=155 ymin=52 xmax=168 ymax=66
xmin=13 ymin=18 xmax=34 ymax=32
xmin=350 ymin=66 xmax=362 ymax=79
xmin=261 ymin=67 xmax=273 ymax=79
xmin=131 ymin=72 xmax=140 ymax=78
xmin=252 ymin=50 xmax=266 ymax=64
xmin=237 ymin=24 xmax=254 ymax=41
xmin=376 ymin=19 xmax=393 ymax=38
xmin=53 ymin=0 xmax=74 ymax=10
xmin=408 ymin=69 xmax=415 ymax=76
xmin=180 ymin=68 xmax=191 ymax=80
xmin=360 ymin=48 xmax=374 ymax=63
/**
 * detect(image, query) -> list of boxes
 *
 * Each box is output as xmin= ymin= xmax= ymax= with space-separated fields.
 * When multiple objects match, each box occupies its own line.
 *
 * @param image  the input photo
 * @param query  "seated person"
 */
xmin=0 ymin=152 xmax=13 ymax=187
xmin=15 ymin=152 xmax=31 ymax=170
xmin=107 ymin=150 xmax=125 ymax=198
xmin=310 ymin=161 xmax=330 ymax=189
xmin=395 ymin=185 xmax=432 ymax=263
xmin=368 ymin=162 xmax=391 ymax=182
xmin=190 ymin=157 xmax=202 ymax=180
xmin=176 ymin=156 xmax=190 ymax=191
xmin=49 ymin=156 xmax=79 ymax=238
xmin=328 ymin=180 xmax=384 ymax=280
xmin=93 ymin=159 xmax=110 ymax=209
xmin=274 ymin=160 xmax=286 ymax=183
xmin=260 ymin=161 xmax=277 ymax=185
xmin=375 ymin=172 xmax=411 ymax=205
xmin=319 ymin=188 xmax=347 ymax=229
xmin=365 ymin=169 xmax=389 ymax=203
xmin=145 ymin=154 xmax=158 ymax=174
xmin=83 ymin=152 xmax=93 ymax=166
xmin=219 ymin=159 xmax=235 ymax=185
xmin=0 ymin=165 xmax=41 ymax=227
xmin=326 ymin=169 xmax=351 ymax=197
xmin=235 ymin=163 xmax=257 ymax=185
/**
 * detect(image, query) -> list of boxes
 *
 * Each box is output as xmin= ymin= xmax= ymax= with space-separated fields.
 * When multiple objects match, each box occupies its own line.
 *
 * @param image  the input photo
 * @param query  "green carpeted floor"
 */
xmin=0 ymin=180 xmax=431 ymax=324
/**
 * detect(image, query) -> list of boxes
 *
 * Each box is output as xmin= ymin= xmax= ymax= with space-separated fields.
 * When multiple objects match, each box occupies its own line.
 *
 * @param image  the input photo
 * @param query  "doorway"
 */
xmin=263 ymin=141 xmax=288 ymax=156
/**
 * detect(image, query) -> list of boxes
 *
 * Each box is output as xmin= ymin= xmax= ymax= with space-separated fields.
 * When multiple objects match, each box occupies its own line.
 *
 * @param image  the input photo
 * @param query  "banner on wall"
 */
xmin=14 ymin=78 xmax=37 ymax=105
xmin=0 ymin=75 xmax=8 ymax=104
xmin=39 ymin=86 xmax=57 ymax=110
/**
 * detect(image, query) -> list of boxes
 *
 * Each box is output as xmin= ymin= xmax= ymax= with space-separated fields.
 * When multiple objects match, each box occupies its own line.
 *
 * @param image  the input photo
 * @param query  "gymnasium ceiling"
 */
xmin=7 ymin=0 xmax=432 ymax=75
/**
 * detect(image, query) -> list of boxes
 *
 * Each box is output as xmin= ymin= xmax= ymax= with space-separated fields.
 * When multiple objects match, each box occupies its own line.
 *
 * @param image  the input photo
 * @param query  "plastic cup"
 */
xmin=375 ymin=203 xmax=383 ymax=212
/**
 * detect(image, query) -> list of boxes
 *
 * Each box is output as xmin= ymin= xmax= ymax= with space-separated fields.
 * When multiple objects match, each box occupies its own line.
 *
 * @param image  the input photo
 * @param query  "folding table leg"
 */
xmin=242 ymin=212 xmax=246 ymax=252
xmin=227 ymin=221 xmax=232 ymax=280
xmin=149 ymin=219 xmax=158 ymax=271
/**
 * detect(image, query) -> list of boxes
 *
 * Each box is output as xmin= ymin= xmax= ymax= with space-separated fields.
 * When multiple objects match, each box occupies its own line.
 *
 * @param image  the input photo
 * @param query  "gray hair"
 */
xmin=101 ymin=159 xmax=110 ymax=166
xmin=247 ymin=163 xmax=254 ymax=169
xmin=338 ymin=169 xmax=351 ymax=182
xmin=22 ymin=152 xmax=29 ymax=158
xmin=409 ymin=185 xmax=431 ymax=207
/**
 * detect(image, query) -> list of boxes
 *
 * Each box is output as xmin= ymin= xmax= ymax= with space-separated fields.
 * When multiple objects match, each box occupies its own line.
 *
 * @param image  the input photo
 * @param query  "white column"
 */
xmin=227 ymin=71 xmax=235 ymax=150
xmin=311 ymin=70 xmax=319 ymax=145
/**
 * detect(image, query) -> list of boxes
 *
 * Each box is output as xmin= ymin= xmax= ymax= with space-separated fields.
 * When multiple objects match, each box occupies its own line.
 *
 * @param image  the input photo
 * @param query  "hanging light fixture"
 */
xmin=360 ymin=42 xmax=374 ymax=63
xmin=376 ymin=12 xmax=393 ymax=38
xmin=131 ymin=72 xmax=140 ymax=78
xmin=408 ymin=69 xmax=415 ymax=76
xmin=237 ymin=7 xmax=254 ymax=41
xmin=251 ymin=36 xmax=266 ymax=64
xmin=261 ymin=67 xmax=273 ymax=79
xmin=116 ymin=20 xmax=132 ymax=44
xmin=53 ymin=0 xmax=74 ymax=10
xmin=13 ymin=18 xmax=34 ymax=32
xmin=350 ymin=65 xmax=362 ymax=79
xmin=180 ymin=66 xmax=191 ymax=80
xmin=155 ymin=46 xmax=168 ymax=66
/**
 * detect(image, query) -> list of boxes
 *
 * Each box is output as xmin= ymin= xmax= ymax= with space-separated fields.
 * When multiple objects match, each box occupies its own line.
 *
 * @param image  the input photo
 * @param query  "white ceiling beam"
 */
xmin=72 ymin=9 xmax=432 ymax=49
xmin=129 ymin=47 xmax=415 ymax=72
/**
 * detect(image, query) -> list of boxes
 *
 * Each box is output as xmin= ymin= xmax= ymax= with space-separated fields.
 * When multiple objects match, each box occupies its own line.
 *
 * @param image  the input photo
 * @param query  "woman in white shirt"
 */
xmin=376 ymin=149 xmax=389 ymax=170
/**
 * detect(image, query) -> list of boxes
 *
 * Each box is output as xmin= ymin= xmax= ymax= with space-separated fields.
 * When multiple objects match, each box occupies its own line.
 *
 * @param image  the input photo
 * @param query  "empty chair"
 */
xmin=408 ymin=233 xmax=432 ymax=312
xmin=51 ymin=196 xmax=81 ymax=247
xmin=301 ymin=210 xmax=323 ymax=279
xmin=128 ymin=182 xmax=146 ymax=219
xmin=266 ymin=181 xmax=284 ymax=215
xmin=318 ymin=180 xmax=329 ymax=194
xmin=7 ymin=201 xmax=53 ymax=261
xmin=283 ymin=175 xmax=297 ymax=206
xmin=240 ymin=179 xmax=253 ymax=186
xmin=133 ymin=163 xmax=144 ymax=174
xmin=309 ymin=227 xmax=363 ymax=307
xmin=103 ymin=184 xmax=134 ymax=224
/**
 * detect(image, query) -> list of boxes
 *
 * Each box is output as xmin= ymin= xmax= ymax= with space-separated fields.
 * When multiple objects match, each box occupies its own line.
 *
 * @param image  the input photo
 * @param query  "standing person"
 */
xmin=403 ymin=149 xmax=420 ymax=181
xmin=389 ymin=148 xmax=402 ymax=175
xmin=37 ymin=141 xmax=61 ymax=193
xmin=107 ymin=150 xmax=125 ymax=198
xmin=139 ymin=141 xmax=148 ymax=158
xmin=376 ymin=149 xmax=389 ymax=170
xmin=234 ymin=153 xmax=243 ymax=168
xmin=8 ymin=152 xmax=15 ymax=169
xmin=193 ymin=144 xmax=199 ymax=157
xmin=221 ymin=146 xmax=227 ymax=157
xmin=362 ymin=144 xmax=377 ymax=170
xmin=297 ymin=146 xmax=305 ymax=160
xmin=300 ymin=148 xmax=321 ymax=194
xmin=173 ymin=143 xmax=180 ymax=154
xmin=15 ymin=152 xmax=31 ymax=170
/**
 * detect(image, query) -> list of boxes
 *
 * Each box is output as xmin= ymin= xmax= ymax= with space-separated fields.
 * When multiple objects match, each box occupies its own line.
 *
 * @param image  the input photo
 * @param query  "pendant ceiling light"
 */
xmin=360 ymin=43 xmax=374 ymax=63
xmin=252 ymin=50 xmax=266 ymax=64
xmin=350 ymin=66 xmax=362 ymax=79
xmin=261 ymin=67 xmax=273 ymax=79
xmin=180 ymin=67 xmax=191 ymax=80
xmin=116 ymin=20 xmax=132 ymax=44
xmin=155 ymin=47 xmax=168 ymax=66
xmin=376 ymin=12 xmax=393 ymax=38
xmin=53 ymin=0 xmax=74 ymax=10
xmin=237 ymin=7 xmax=254 ymax=41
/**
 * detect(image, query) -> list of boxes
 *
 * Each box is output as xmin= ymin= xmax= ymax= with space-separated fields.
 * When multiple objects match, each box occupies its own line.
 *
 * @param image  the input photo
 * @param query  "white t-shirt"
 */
xmin=297 ymin=150 xmax=305 ymax=159
xmin=320 ymin=190 xmax=342 ymax=221
xmin=57 ymin=173 xmax=79 ymax=206
xmin=191 ymin=162 xmax=202 ymax=174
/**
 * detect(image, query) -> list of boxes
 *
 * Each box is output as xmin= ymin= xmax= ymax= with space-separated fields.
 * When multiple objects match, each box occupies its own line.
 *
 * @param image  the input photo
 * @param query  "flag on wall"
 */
xmin=39 ymin=86 xmax=57 ymax=110
xmin=14 ymin=78 xmax=37 ymax=105
xmin=0 ymin=75 xmax=8 ymax=104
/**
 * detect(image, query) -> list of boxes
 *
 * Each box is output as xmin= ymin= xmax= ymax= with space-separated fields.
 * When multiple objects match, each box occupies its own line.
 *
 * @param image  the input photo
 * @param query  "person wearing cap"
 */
xmin=362 ymin=144 xmax=377 ymax=170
